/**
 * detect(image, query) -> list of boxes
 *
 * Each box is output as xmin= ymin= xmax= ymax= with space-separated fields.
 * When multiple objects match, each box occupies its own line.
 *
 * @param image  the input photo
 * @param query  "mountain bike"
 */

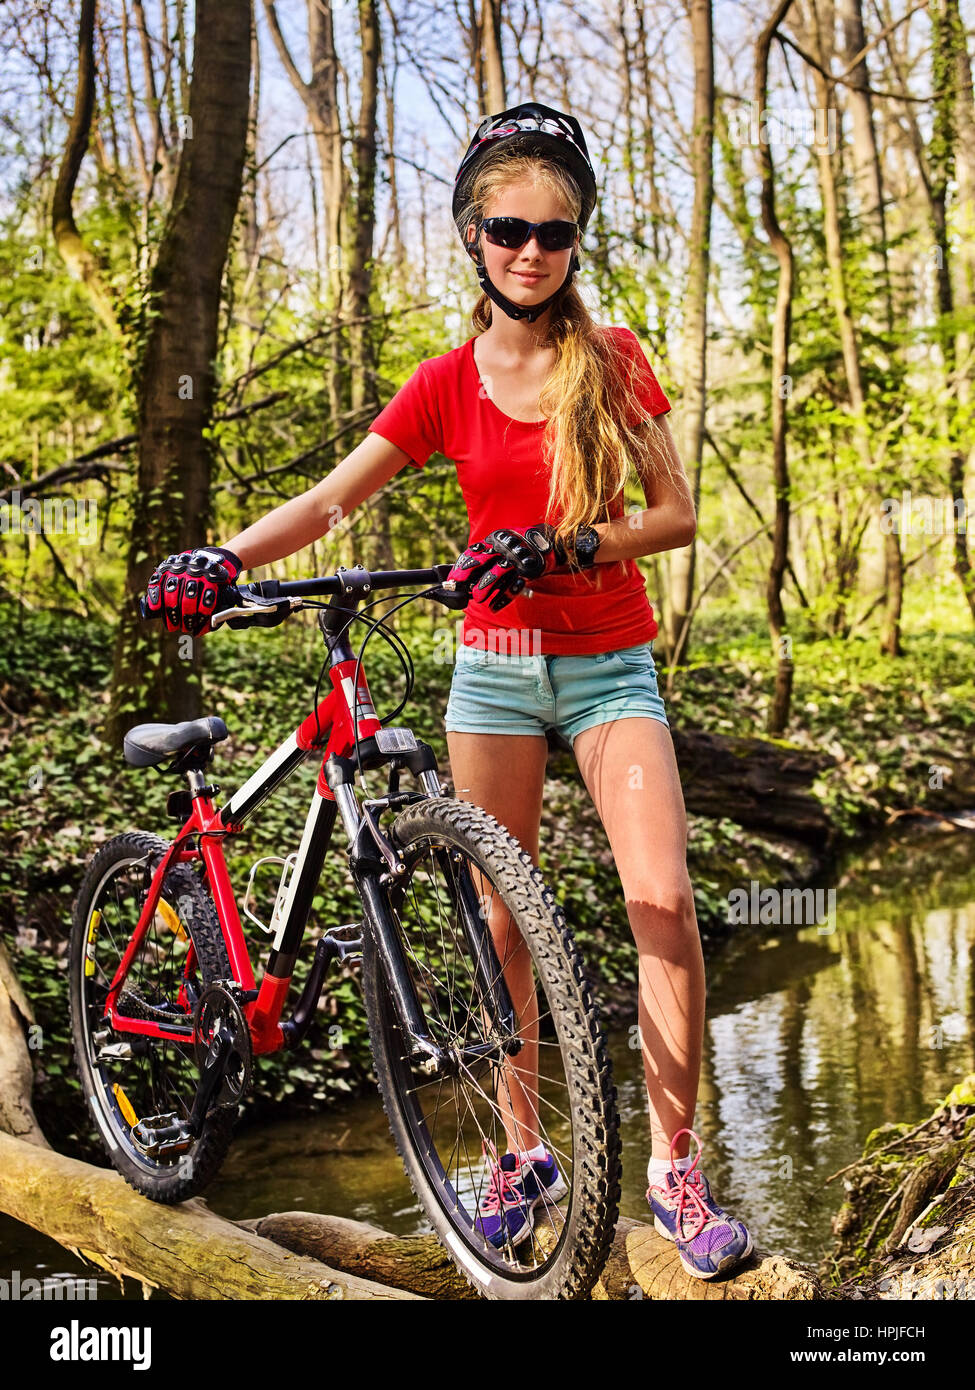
xmin=69 ymin=562 xmax=620 ymax=1299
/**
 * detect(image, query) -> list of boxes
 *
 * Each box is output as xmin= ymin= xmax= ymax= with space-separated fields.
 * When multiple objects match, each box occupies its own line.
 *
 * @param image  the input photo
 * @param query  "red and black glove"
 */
xmin=144 ymin=545 xmax=244 ymax=635
xmin=468 ymin=524 xmax=569 ymax=612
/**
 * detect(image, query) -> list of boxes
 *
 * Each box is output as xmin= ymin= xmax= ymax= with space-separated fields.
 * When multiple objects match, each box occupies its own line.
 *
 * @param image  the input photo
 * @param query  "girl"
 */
xmin=149 ymin=103 xmax=751 ymax=1281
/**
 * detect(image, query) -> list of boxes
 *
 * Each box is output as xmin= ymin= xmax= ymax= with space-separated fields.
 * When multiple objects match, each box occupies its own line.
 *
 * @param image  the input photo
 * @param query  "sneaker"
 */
xmin=646 ymin=1128 xmax=753 ymax=1279
xmin=474 ymin=1149 xmax=568 ymax=1250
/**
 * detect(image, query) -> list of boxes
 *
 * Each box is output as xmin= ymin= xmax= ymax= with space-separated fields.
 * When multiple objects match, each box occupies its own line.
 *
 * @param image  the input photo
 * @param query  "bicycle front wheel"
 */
xmin=361 ymin=796 xmax=620 ymax=1300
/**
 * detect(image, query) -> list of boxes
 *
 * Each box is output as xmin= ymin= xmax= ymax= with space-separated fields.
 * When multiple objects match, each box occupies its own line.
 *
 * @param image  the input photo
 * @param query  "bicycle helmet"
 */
xmin=453 ymin=103 xmax=597 ymax=323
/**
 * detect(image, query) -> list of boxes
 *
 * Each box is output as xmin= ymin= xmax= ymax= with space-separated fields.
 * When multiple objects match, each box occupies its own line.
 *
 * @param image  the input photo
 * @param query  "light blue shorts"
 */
xmin=444 ymin=642 xmax=669 ymax=748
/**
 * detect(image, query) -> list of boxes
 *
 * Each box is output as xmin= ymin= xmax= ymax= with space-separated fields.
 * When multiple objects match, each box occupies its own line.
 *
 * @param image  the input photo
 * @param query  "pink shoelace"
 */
xmin=479 ymin=1143 xmax=522 ymax=1215
xmin=648 ymin=1127 xmax=714 ymax=1241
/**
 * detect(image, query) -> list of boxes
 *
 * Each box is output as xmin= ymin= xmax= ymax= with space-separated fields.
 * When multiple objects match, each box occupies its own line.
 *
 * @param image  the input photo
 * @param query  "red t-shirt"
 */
xmin=368 ymin=326 xmax=672 ymax=655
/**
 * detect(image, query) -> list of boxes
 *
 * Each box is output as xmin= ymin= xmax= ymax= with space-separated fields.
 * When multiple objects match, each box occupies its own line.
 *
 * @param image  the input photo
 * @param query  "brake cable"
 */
xmin=299 ymin=582 xmax=453 ymax=782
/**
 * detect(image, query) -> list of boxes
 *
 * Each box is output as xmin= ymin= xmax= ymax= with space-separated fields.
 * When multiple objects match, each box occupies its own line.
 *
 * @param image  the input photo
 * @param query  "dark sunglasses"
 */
xmin=480 ymin=217 xmax=578 ymax=251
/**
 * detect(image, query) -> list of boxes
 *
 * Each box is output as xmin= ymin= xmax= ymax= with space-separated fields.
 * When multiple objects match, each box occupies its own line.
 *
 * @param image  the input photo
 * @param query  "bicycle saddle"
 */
xmin=123 ymin=716 xmax=229 ymax=768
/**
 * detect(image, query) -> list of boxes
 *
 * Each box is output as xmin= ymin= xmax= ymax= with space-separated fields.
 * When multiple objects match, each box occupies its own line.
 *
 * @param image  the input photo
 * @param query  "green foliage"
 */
xmin=0 ymin=231 xmax=129 ymax=467
xmin=6 ymin=591 xmax=975 ymax=1118
xmin=669 ymin=590 xmax=975 ymax=835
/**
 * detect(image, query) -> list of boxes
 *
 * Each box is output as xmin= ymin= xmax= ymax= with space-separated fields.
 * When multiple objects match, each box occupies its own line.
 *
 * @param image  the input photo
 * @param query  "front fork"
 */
xmin=332 ymin=775 xmax=520 ymax=1076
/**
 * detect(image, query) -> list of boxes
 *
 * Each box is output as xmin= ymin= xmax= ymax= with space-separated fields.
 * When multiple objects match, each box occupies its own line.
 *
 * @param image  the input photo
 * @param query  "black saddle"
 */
xmin=123 ymin=716 xmax=229 ymax=769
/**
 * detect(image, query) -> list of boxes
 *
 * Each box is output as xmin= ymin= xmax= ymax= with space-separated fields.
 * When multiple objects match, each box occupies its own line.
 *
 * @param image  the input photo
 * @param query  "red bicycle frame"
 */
xmin=104 ymin=655 xmax=402 ymax=1055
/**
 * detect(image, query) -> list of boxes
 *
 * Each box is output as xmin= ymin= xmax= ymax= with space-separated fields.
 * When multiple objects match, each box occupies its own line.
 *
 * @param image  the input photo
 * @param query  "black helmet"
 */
xmin=453 ymin=103 xmax=597 ymax=233
xmin=452 ymin=103 xmax=597 ymax=323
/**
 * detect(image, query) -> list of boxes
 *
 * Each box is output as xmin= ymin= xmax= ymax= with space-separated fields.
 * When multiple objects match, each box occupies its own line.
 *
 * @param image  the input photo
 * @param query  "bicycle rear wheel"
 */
xmin=69 ymin=832 xmax=236 ymax=1202
xmin=361 ymin=796 xmax=620 ymax=1300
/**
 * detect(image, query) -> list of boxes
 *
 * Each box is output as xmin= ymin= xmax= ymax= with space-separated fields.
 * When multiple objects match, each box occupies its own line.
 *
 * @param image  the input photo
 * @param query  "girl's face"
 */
xmin=471 ymin=178 xmax=579 ymax=313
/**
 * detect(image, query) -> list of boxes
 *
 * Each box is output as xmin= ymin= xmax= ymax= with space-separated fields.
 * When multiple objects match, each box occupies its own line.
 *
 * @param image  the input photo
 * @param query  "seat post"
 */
xmin=186 ymin=768 xmax=208 ymax=797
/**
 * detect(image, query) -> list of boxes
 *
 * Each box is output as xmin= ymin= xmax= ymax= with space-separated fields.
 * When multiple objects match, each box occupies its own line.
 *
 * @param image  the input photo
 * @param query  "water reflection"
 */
xmin=653 ymin=833 xmax=975 ymax=1263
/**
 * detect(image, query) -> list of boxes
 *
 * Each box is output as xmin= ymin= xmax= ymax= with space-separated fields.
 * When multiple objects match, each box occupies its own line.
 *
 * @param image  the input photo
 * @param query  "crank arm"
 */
xmin=187 ymin=1026 xmax=234 ymax=1134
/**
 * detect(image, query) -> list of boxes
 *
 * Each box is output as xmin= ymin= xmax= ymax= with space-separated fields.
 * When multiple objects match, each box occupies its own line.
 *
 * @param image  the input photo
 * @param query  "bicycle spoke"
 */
xmin=76 ymin=850 xmax=221 ymax=1174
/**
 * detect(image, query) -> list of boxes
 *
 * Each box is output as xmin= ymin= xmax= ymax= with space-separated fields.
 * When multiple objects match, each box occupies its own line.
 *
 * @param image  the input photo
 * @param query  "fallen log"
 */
xmin=0 ymin=940 xmax=49 ymax=1148
xmin=243 ymin=1211 xmax=476 ymax=1300
xmin=669 ymin=729 xmax=833 ymax=846
xmin=0 ymin=1132 xmax=420 ymax=1300
xmin=596 ymin=1218 xmax=826 ymax=1300
xmin=537 ymin=727 xmax=836 ymax=846
xmin=244 ymin=1209 xmax=827 ymax=1301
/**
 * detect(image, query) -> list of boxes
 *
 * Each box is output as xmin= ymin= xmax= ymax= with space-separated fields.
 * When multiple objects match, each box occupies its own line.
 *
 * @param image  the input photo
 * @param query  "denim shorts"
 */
xmin=444 ymin=642 xmax=669 ymax=747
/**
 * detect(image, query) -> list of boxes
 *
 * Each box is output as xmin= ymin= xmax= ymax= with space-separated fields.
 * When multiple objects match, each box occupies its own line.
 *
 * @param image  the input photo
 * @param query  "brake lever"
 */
xmin=209 ymin=594 xmax=300 ymax=629
xmin=427 ymin=578 xmax=472 ymax=611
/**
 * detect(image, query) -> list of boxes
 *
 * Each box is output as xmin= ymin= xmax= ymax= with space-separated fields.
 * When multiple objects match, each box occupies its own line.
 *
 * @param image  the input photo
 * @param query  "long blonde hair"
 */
xmin=458 ymin=150 xmax=675 ymax=568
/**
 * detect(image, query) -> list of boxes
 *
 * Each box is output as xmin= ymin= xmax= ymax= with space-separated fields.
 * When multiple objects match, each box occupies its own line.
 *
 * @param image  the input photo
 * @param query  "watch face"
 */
xmin=577 ymin=527 xmax=599 ymax=566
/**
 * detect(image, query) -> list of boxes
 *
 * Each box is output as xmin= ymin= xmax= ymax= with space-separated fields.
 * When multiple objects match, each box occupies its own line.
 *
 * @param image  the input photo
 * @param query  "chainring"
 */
xmin=192 ymin=981 xmax=253 ymax=1107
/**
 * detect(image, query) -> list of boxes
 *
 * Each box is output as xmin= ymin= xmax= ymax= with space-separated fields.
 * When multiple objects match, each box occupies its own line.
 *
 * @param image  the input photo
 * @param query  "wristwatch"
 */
xmin=572 ymin=525 xmax=601 ymax=570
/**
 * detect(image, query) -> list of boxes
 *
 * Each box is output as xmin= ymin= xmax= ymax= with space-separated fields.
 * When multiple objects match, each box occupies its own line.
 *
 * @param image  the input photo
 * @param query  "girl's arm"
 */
xmin=591 ymin=417 xmax=697 ymax=563
xmin=221 ymin=433 xmax=413 ymax=570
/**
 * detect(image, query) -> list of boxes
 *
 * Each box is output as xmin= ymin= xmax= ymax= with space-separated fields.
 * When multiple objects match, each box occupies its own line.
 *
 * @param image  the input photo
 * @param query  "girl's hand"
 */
xmin=471 ymin=524 xmax=567 ymax=612
xmin=144 ymin=546 xmax=244 ymax=635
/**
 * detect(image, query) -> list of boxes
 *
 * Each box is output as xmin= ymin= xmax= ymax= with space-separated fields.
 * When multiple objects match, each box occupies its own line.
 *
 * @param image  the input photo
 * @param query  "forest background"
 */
xmin=3 ymin=0 xmax=975 ymax=1118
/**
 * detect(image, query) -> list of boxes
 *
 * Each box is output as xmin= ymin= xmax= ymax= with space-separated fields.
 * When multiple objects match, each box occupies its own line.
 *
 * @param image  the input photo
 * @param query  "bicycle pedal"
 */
xmin=322 ymin=924 xmax=364 ymax=960
xmin=94 ymin=1026 xmax=149 ymax=1061
xmin=130 ymin=1111 xmax=194 ymax=1159
xmin=97 ymin=1039 xmax=147 ymax=1061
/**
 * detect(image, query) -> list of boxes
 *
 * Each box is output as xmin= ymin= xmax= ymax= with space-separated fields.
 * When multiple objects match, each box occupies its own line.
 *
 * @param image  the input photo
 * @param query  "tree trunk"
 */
xmin=753 ymin=1 xmax=796 ymax=733
xmin=107 ymin=0 xmax=253 ymax=743
xmin=52 ymin=0 xmax=121 ymax=337
xmin=873 ymin=0 xmax=973 ymax=624
xmin=839 ymin=0 xmax=893 ymax=333
xmin=0 ymin=943 xmax=49 ymax=1150
xmin=263 ymin=0 xmax=349 ymax=451
xmin=950 ymin=0 xmax=975 ymax=615
xmin=349 ymin=0 xmax=391 ymax=570
xmin=480 ymin=0 xmax=507 ymax=113
xmin=664 ymin=0 xmax=714 ymax=666
xmin=936 ymin=0 xmax=975 ymax=620
xmin=349 ymin=0 xmax=381 ymax=420
xmin=131 ymin=0 xmax=176 ymax=204
xmin=634 ymin=0 xmax=665 ymax=266
xmin=381 ymin=43 xmax=406 ymax=286
xmin=237 ymin=8 xmax=261 ymax=376
xmin=839 ymin=0 xmax=910 ymax=659
xmin=805 ymin=0 xmax=903 ymax=656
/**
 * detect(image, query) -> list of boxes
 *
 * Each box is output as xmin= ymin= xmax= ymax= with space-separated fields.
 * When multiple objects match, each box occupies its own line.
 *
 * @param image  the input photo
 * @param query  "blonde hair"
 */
xmin=457 ymin=150 xmax=676 ymax=568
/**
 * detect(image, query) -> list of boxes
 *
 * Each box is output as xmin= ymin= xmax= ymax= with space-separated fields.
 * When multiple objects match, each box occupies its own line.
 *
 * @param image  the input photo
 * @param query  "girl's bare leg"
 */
xmin=572 ymin=718 xmax=705 ymax=1162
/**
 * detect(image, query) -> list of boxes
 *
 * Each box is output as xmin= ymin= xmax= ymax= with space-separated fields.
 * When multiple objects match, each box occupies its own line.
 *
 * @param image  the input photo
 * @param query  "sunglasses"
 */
xmin=480 ymin=217 xmax=578 ymax=251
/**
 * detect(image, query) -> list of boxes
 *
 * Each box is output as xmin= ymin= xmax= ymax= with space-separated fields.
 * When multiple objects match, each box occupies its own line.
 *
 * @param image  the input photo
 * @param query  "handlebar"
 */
xmin=245 ymin=564 xmax=455 ymax=601
xmin=137 ymin=562 xmax=471 ymax=628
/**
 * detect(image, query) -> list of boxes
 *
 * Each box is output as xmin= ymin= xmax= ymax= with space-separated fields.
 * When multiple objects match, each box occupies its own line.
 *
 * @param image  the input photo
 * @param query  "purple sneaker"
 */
xmin=646 ymin=1128 xmax=753 ymax=1279
xmin=474 ymin=1149 xmax=567 ymax=1250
